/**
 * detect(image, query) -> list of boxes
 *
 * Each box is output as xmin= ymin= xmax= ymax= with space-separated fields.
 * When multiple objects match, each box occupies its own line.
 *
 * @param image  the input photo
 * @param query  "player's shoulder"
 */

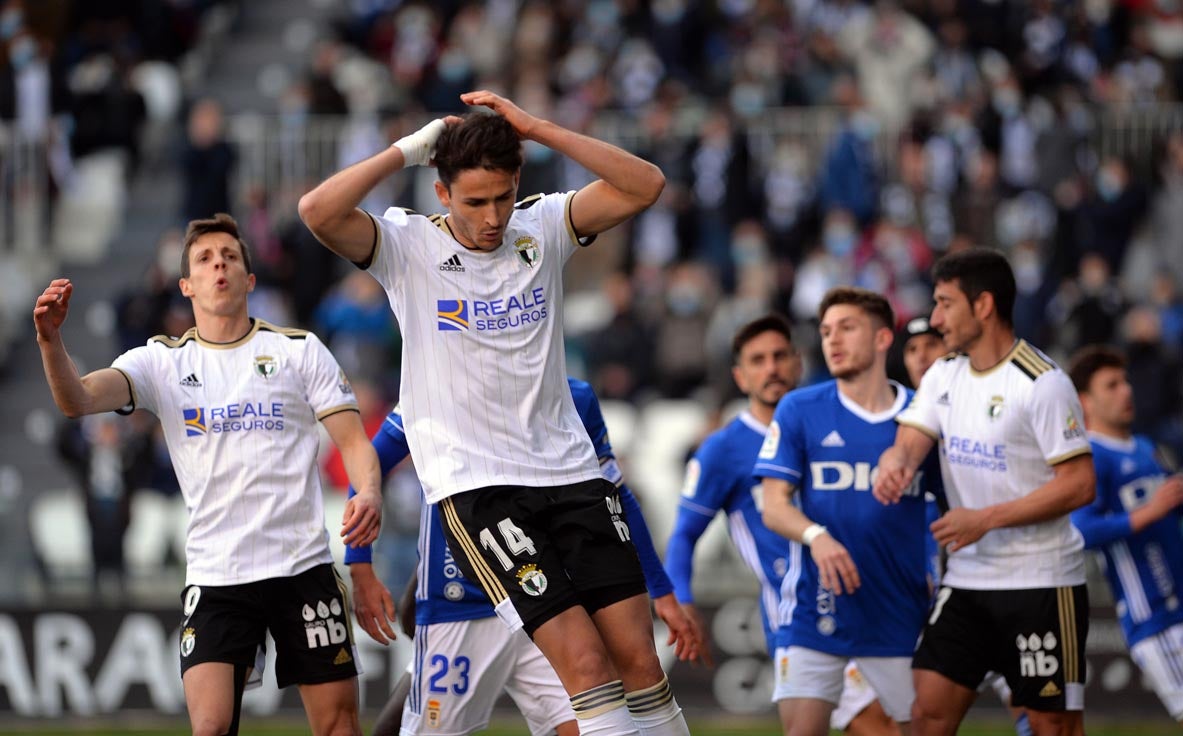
xmin=1009 ymin=340 xmax=1060 ymax=383
xmin=567 ymin=376 xmax=594 ymax=404
xmin=148 ymin=327 xmax=198 ymax=349
xmin=700 ymin=415 xmax=755 ymax=456
xmin=255 ymin=319 xmax=311 ymax=341
xmin=514 ymin=193 xmax=547 ymax=210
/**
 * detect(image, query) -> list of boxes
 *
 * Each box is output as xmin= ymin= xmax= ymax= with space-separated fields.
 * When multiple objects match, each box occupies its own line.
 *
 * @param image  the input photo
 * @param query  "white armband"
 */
xmin=801 ymin=523 xmax=828 ymax=547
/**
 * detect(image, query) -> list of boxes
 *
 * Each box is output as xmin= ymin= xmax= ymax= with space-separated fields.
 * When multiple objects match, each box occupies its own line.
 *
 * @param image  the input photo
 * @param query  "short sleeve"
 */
xmin=366 ymin=208 xmax=416 ymax=290
xmin=753 ymin=396 xmax=805 ymax=483
xmin=679 ymin=443 xmax=728 ymax=518
xmin=519 ymin=191 xmax=586 ymax=264
xmin=896 ymin=363 xmax=942 ymax=439
xmin=1028 ymin=371 xmax=1092 ymax=465
xmin=300 ymin=333 xmax=360 ymax=420
xmin=110 ymin=345 xmax=159 ymax=416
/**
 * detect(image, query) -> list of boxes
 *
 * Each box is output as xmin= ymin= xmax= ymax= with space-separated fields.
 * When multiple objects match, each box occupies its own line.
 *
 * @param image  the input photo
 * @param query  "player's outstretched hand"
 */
xmin=654 ymin=593 xmax=707 ymax=665
xmin=342 ymin=489 xmax=382 ymax=548
xmin=931 ymin=507 xmax=990 ymax=552
xmin=350 ymin=563 xmax=399 ymax=645
xmin=460 ymin=90 xmax=540 ymax=140
xmin=1147 ymin=474 xmax=1183 ymax=520
xmin=810 ymin=534 xmax=860 ymax=595
xmin=33 ymin=279 xmax=74 ymax=343
xmin=681 ymin=602 xmax=715 ymax=667
xmin=872 ymin=445 xmax=913 ymax=505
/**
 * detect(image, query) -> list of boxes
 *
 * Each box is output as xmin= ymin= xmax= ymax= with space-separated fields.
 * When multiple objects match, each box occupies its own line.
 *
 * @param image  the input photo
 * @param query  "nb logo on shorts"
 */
xmin=1016 ymin=632 xmax=1059 ymax=678
xmin=302 ymin=598 xmax=347 ymax=649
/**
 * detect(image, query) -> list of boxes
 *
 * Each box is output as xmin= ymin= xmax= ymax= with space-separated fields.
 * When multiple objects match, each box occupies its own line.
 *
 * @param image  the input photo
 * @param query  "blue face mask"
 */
xmin=0 ymin=9 xmax=22 ymax=41
xmin=824 ymin=226 xmax=857 ymax=257
xmin=850 ymin=112 xmax=880 ymax=141
xmin=7 ymin=36 xmax=35 ymax=70
xmin=1096 ymin=172 xmax=1122 ymax=202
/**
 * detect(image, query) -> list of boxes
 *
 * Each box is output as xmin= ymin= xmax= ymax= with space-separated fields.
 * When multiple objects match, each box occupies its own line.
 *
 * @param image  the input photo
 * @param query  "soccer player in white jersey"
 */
xmin=298 ymin=91 xmax=687 ymax=736
xmin=757 ymin=288 xmax=934 ymax=736
xmin=33 ymin=214 xmax=383 ymax=736
xmin=875 ymin=248 xmax=1096 ymax=736
xmin=1068 ymin=345 xmax=1183 ymax=723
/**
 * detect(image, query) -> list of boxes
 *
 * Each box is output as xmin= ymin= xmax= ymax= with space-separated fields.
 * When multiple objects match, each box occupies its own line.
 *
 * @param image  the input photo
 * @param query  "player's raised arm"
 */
xmin=34 ymin=279 xmax=132 ymax=418
xmin=761 ymin=477 xmax=860 ymax=595
xmin=460 ymin=90 xmax=665 ymax=238
xmin=299 ymin=117 xmax=459 ymax=263
xmin=872 ymin=425 xmax=936 ymax=504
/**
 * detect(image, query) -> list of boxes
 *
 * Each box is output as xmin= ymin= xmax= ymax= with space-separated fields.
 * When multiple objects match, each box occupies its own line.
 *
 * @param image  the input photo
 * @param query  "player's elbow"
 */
xmin=297 ymin=190 xmax=336 ymax=236
xmin=636 ymin=163 xmax=665 ymax=208
xmin=1068 ymin=469 xmax=1096 ymax=510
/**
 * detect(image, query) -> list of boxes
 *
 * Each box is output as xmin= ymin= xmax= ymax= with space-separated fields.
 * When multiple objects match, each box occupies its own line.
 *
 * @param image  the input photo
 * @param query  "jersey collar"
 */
xmin=836 ymin=380 xmax=908 ymax=424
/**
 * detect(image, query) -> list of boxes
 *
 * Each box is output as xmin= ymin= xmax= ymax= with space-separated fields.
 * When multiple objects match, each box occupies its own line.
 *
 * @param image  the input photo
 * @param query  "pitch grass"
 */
xmin=4 ymin=720 xmax=1179 ymax=736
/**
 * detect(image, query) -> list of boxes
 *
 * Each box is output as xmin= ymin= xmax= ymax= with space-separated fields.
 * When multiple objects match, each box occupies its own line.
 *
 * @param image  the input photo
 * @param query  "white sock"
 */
xmin=571 ymin=680 xmax=639 ymax=736
xmin=625 ymin=676 xmax=689 ymax=736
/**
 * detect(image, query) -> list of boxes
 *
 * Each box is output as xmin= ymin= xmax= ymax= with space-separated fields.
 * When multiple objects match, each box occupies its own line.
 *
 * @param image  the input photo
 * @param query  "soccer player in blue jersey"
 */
xmin=756 ymin=287 xmax=931 ymax=736
xmin=346 ymin=378 xmax=701 ymax=735
xmin=1068 ymin=345 xmax=1183 ymax=723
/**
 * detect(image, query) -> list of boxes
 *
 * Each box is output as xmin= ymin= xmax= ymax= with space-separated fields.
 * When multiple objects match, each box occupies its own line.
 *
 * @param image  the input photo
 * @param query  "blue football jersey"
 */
xmin=346 ymin=378 xmax=672 ymax=625
xmin=1072 ymin=433 xmax=1183 ymax=646
xmin=667 ymin=411 xmax=797 ymax=656
xmin=753 ymin=381 xmax=930 ymax=658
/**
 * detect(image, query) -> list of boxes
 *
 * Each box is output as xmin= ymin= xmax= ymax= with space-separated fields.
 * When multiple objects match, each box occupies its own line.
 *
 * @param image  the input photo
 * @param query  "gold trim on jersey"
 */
xmin=968 ymin=340 xmax=1023 ymax=377
xmin=563 ymin=191 xmax=595 ymax=247
xmin=109 ymin=366 xmax=138 ymax=414
xmin=439 ymin=498 xmax=509 ymax=604
xmin=896 ymin=417 xmax=940 ymax=440
xmin=1046 ymin=447 xmax=1092 ymax=466
xmin=316 ymin=404 xmax=360 ymax=421
xmin=257 ymin=321 xmax=309 ymax=339
xmin=332 ymin=566 xmax=358 ymax=646
xmin=150 ymin=329 xmax=198 ymax=349
xmin=427 ymin=213 xmax=446 ymax=231
xmin=186 ymin=319 xmax=263 ymax=350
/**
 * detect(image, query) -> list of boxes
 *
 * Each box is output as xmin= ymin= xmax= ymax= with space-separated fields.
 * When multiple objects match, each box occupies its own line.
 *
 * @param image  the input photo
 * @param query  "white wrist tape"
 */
xmin=801 ymin=523 xmax=828 ymax=547
xmin=393 ymin=118 xmax=447 ymax=167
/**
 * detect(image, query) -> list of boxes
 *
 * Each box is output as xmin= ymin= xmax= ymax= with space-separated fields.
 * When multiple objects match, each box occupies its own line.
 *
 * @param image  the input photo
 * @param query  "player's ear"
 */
xmin=246 ymin=272 xmax=256 ymax=294
xmin=973 ymin=290 xmax=996 ymax=322
xmin=731 ymin=363 xmax=748 ymax=394
xmin=179 ymin=276 xmax=194 ymax=298
xmin=434 ymin=180 xmax=450 ymax=208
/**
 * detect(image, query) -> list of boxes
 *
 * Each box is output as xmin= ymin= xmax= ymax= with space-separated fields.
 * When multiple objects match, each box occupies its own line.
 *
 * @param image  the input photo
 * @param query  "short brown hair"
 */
xmin=732 ymin=314 xmax=794 ymax=363
xmin=818 ymin=286 xmax=895 ymax=330
xmin=434 ymin=112 xmax=523 ymax=189
xmin=1067 ymin=344 xmax=1126 ymax=393
xmin=181 ymin=213 xmax=252 ymax=279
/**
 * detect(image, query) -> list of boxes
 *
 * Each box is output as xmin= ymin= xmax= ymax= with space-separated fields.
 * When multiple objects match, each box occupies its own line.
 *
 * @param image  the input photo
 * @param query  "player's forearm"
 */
xmin=981 ymin=459 xmax=1095 ymax=531
xmin=1070 ymin=507 xmax=1131 ymax=548
xmin=299 ymin=148 xmax=403 ymax=241
xmin=39 ymin=337 xmax=117 ymax=418
xmin=529 ymin=120 xmax=664 ymax=207
xmin=340 ymin=438 xmax=382 ymax=500
xmin=760 ymin=480 xmax=814 ymax=543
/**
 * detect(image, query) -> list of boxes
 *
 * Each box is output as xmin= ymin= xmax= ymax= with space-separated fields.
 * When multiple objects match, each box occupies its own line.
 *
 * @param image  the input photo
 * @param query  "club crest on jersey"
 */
xmin=437 ymin=299 xmax=470 ymax=331
xmin=183 ymin=408 xmax=207 ymax=436
xmin=516 ymin=564 xmax=548 ymax=596
xmin=987 ymin=395 xmax=1005 ymax=420
xmin=427 ymin=699 xmax=442 ymax=729
xmin=254 ymin=355 xmax=278 ymax=379
xmin=444 ymin=581 xmax=465 ymax=601
xmin=514 ymin=235 xmax=540 ymax=268
xmin=180 ymin=627 xmax=196 ymax=657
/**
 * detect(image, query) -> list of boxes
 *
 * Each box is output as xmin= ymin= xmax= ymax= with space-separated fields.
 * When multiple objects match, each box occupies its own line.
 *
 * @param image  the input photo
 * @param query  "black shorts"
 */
xmin=179 ymin=563 xmax=359 ymax=688
xmin=913 ymin=585 xmax=1088 ymax=712
xmin=439 ymin=478 xmax=647 ymax=637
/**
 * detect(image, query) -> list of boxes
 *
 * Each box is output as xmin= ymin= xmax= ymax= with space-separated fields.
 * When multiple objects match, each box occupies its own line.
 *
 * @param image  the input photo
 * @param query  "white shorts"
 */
xmin=772 ymin=645 xmax=914 ymax=724
xmin=401 ymin=617 xmax=574 ymax=736
xmin=1129 ymin=622 xmax=1183 ymax=721
xmin=979 ymin=670 xmax=1012 ymax=706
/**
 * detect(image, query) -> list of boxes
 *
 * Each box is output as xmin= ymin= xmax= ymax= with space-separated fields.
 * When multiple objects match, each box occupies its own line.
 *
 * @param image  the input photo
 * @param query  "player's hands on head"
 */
xmin=349 ymin=563 xmax=399 ymax=645
xmin=930 ymin=507 xmax=990 ymax=553
xmin=810 ymin=534 xmax=860 ymax=595
xmin=33 ymin=279 xmax=74 ymax=342
xmin=872 ymin=445 xmax=913 ymax=505
xmin=341 ymin=489 xmax=382 ymax=548
xmin=393 ymin=118 xmax=447 ymax=168
xmin=654 ymin=593 xmax=707 ymax=665
xmin=460 ymin=90 xmax=540 ymax=139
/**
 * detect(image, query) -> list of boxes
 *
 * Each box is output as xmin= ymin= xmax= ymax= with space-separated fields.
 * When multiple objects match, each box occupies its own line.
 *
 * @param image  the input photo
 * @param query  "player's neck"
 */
xmin=194 ymin=311 xmax=253 ymax=344
xmin=748 ymin=400 xmax=774 ymax=426
xmin=836 ymin=369 xmax=895 ymax=413
xmin=966 ymin=325 xmax=1017 ymax=373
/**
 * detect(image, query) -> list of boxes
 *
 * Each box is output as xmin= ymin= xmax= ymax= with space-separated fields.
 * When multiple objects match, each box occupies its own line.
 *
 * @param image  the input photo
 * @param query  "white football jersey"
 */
xmin=363 ymin=191 xmax=601 ymax=503
xmin=897 ymin=340 xmax=1091 ymax=589
xmin=112 ymin=320 xmax=357 ymax=586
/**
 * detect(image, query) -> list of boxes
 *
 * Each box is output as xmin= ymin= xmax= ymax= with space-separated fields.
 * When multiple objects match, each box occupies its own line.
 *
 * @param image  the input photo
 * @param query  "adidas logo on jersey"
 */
xmin=179 ymin=373 xmax=202 ymax=388
xmin=937 ymin=392 xmax=950 ymax=405
xmin=439 ymin=254 xmax=465 ymax=272
xmin=821 ymin=430 xmax=846 ymax=447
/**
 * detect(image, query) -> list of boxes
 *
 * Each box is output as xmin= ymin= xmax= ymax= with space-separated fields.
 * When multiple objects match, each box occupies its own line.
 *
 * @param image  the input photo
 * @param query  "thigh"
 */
xmin=994 ymin=585 xmax=1088 ymax=713
xmin=504 ymin=630 xmax=578 ymax=736
xmin=439 ymin=488 xmax=579 ymax=636
xmin=854 ymin=657 xmax=915 ymax=723
xmin=298 ymin=678 xmax=360 ymax=736
xmin=912 ymin=587 xmax=992 ymax=691
xmin=1129 ymin=623 xmax=1183 ymax=720
xmin=774 ymin=646 xmax=848 ymax=705
xmin=179 ymin=582 xmax=266 ymax=677
xmin=265 ymin=564 xmax=360 ymax=689
xmin=403 ymin=618 xmax=516 ymax=736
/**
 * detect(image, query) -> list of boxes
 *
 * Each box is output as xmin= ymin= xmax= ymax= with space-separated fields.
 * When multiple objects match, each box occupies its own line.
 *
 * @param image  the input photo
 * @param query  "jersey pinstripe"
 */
xmin=364 ymin=192 xmax=601 ymax=503
xmin=897 ymin=340 xmax=1091 ymax=589
xmin=111 ymin=319 xmax=356 ymax=586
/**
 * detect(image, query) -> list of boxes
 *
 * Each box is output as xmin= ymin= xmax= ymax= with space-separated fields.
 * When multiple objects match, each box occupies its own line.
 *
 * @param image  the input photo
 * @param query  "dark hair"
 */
xmin=818 ymin=286 xmax=895 ymax=330
xmin=731 ymin=314 xmax=794 ymax=363
xmin=1067 ymin=344 xmax=1126 ymax=393
xmin=181 ymin=213 xmax=253 ymax=279
xmin=434 ymin=113 xmax=523 ymax=188
xmin=931 ymin=248 xmax=1016 ymax=327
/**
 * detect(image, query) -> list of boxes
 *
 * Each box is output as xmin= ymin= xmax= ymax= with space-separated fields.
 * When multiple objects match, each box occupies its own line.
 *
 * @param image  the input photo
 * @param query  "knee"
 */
xmin=910 ymin=698 xmax=954 ymax=735
xmin=614 ymin=645 xmax=664 ymax=689
xmin=566 ymin=647 xmax=619 ymax=691
xmin=190 ymin=717 xmax=233 ymax=736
